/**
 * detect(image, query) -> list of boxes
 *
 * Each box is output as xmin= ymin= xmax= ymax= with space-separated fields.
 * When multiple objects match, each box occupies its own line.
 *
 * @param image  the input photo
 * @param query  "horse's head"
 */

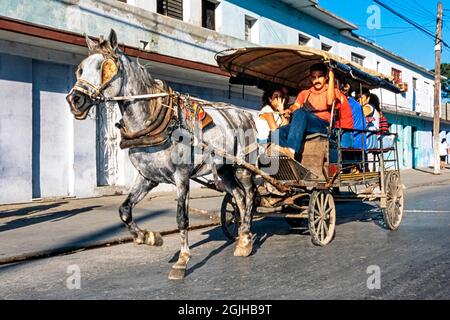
xmin=66 ymin=29 xmax=123 ymax=120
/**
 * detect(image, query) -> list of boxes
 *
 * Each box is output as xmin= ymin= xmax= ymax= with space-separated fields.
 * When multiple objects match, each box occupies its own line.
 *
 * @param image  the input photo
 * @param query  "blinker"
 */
xmin=101 ymin=58 xmax=118 ymax=85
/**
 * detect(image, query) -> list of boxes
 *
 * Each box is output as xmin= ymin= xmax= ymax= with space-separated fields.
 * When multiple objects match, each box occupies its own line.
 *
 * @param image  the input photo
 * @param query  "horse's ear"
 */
xmin=85 ymin=34 xmax=97 ymax=52
xmin=108 ymin=29 xmax=118 ymax=51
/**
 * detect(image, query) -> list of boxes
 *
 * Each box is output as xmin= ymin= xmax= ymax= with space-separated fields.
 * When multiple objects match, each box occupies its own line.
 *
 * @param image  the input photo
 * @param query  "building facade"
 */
xmin=1 ymin=0 xmax=449 ymax=204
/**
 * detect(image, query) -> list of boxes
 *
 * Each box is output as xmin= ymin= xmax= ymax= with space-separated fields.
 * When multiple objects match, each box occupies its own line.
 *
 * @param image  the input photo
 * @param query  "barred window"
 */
xmin=157 ymin=0 xmax=183 ymax=20
xmin=202 ymin=0 xmax=218 ymax=30
xmin=321 ymin=43 xmax=332 ymax=52
xmin=245 ymin=16 xmax=256 ymax=42
xmin=392 ymin=68 xmax=402 ymax=84
xmin=351 ymin=52 xmax=365 ymax=66
xmin=298 ymin=34 xmax=310 ymax=46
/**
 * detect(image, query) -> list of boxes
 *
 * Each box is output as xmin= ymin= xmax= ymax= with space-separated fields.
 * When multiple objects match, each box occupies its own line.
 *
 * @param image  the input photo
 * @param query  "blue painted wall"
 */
xmin=386 ymin=113 xmax=450 ymax=169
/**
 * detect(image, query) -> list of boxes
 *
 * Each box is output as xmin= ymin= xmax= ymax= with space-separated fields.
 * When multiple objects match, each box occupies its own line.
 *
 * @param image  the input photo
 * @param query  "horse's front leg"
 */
xmin=168 ymin=172 xmax=191 ymax=280
xmin=119 ymin=174 xmax=163 ymax=246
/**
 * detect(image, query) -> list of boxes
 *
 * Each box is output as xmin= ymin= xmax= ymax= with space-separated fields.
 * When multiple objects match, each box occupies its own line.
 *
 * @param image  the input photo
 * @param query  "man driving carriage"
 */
xmin=271 ymin=62 xmax=341 ymax=160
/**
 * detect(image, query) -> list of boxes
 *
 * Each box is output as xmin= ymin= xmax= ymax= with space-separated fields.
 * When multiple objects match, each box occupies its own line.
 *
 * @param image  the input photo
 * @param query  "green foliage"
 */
xmin=441 ymin=63 xmax=450 ymax=100
xmin=431 ymin=63 xmax=450 ymax=100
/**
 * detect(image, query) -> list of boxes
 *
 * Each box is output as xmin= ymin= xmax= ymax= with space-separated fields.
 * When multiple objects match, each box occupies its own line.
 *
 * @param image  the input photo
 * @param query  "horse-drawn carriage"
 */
xmin=195 ymin=46 xmax=404 ymax=246
xmin=67 ymin=31 xmax=404 ymax=279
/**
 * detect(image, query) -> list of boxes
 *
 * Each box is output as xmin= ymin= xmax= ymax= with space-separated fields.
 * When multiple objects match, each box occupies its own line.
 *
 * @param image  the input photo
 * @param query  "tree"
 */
xmin=432 ymin=62 xmax=450 ymax=100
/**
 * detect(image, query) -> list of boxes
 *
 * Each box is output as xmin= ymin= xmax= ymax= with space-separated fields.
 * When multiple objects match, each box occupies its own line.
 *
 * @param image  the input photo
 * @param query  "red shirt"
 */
xmin=293 ymin=85 xmax=341 ymax=122
xmin=334 ymin=95 xmax=354 ymax=129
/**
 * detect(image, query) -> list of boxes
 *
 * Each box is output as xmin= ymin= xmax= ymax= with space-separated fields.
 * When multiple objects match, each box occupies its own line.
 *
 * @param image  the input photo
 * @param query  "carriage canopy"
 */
xmin=215 ymin=45 xmax=402 ymax=94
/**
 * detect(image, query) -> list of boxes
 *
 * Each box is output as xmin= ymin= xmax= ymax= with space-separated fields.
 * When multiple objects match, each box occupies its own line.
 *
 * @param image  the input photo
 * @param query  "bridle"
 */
xmin=69 ymin=52 xmax=214 ymax=143
xmin=70 ymin=54 xmax=123 ymax=103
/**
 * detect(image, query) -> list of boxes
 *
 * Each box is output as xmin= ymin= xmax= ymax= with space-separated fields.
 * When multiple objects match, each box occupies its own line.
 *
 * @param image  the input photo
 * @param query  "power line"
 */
xmin=410 ymin=0 xmax=435 ymax=17
xmin=360 ymin=28 xmax=417 ymax=38
xmin=355 ymin=24 xmax=434 ymax=29
xmin=373 ymin=0 xmax=450 ymax=49
xmin=389 ymin=0 xmax=435 ymax=20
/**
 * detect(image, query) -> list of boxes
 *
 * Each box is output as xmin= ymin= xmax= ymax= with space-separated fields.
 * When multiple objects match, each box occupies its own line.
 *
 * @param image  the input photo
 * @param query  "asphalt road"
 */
xmin=1 ymin=183 xmax=449 ymax=300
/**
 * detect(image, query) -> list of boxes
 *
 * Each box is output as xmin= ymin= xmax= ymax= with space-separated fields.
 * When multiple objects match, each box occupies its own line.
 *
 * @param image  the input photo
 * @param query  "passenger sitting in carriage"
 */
xmin=255 ymin=87 xmax=290 ymax=148
xmin=271 ymin=63 xmax=338 ymax=159
xmin=337 ymin=82 xmax=366 ymax=149
xmin=359 ymin=91 xmax=394 ymax=150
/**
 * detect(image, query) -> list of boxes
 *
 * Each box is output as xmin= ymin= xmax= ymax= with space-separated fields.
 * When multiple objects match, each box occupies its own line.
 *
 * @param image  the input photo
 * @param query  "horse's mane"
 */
xmin=133 ymin=58 xmax=158 ymax=89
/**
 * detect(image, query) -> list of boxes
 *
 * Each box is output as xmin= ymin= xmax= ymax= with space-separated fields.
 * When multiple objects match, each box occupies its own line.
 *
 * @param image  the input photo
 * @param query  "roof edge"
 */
xmin=341 ymin=30 xmax=434 ymax=78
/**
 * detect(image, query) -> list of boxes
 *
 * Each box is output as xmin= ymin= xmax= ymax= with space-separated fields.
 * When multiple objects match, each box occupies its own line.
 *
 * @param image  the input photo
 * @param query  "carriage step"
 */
xmin=340 ymin=171 xmax=380 ymax=181
xmin=258 ymin=155 xmax=317 ymax=182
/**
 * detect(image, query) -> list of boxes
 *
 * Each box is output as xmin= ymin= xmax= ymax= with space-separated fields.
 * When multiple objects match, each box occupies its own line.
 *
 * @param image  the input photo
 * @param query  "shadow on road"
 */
xmin=0 ymin=209 xmax=171 ymax=272
xmin=0 ymin=202 xmax=68 ymax=220
xmin=168 ymin=226 xmax=234 ymax=277
xmin=0 ymin=206 xmax=102 ymax=232
xmin=249 ymin=201 xmax=386 ymax=255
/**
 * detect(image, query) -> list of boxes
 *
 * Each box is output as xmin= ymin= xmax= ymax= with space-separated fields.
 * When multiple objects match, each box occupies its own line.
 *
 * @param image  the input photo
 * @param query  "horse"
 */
xmin=66 ymin=29 xmax=257 ymax=280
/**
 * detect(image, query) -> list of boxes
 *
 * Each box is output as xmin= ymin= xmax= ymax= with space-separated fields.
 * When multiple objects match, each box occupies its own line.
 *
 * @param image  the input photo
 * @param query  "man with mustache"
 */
xmin=272 ymin=63 xmax=338 ymax=159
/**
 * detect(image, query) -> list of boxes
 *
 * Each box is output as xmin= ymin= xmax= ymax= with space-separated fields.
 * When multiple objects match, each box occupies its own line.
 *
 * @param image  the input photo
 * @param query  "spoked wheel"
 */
xmin=220 ymin=193 xmax=240 ymax=241
xmin=308 ymin=190 xmax=336 ymax=246
xmin=382 ymin=171 xmax=404 ymax=230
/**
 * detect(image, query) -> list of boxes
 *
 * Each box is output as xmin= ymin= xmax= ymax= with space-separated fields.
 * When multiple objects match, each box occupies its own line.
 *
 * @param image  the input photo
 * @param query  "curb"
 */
xmin=0 ymin=221 xmax=220 ymax=266
xmin=404 ymin=178 xmax=450 ymax=190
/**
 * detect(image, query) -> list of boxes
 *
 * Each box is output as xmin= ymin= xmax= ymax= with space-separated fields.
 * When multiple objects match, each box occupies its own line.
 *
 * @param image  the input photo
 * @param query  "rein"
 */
xmin=72 ymin=53 xmax=217 ymax=146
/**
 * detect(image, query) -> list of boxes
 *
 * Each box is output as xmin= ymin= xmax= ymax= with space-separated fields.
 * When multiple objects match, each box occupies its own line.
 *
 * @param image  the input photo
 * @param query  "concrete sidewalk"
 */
xmin=400 ymin=167 xmax=450 ymax=189
xmin=1 ymin=167 xmax=450 ymax=264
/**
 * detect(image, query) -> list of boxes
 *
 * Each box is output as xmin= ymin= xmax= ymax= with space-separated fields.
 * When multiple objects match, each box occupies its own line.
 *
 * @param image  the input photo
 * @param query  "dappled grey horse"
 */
xmin=66 ymin=30 xmax=257 ymax=279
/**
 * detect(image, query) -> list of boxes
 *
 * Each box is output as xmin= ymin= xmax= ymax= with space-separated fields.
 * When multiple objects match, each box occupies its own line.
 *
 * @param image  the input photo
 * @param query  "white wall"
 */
xmin=126 ymin=0 xmax=157 ymax=12
xmin=184 ymin=0 xmax=202 ymax=26
xmin=0 ymin=53 xmax=33 ymax=204
xmin=73 ymin=107 xmax=97 ymax=198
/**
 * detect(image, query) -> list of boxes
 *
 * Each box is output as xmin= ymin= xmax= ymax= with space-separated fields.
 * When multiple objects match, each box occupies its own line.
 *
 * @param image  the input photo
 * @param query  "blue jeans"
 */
xmin=272 ymin=108 xmax=328 ymax=153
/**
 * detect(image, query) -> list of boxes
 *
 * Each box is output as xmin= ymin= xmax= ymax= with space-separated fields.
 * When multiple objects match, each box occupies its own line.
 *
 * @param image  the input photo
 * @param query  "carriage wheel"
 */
xmin=220 ymin=193 xmax=240 ymax=241
xmin=308 ymin=190 xmax=336 ymax=246
xmin=382 ymin=171 xmax=404 ymax=231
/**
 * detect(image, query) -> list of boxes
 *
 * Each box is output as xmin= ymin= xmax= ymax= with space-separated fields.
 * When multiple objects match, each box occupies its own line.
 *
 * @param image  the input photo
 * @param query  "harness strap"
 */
xmin=209 ymin=153 xmax=223 ymax=191
xmin=105 ymin=92 xmax=170 ymax=101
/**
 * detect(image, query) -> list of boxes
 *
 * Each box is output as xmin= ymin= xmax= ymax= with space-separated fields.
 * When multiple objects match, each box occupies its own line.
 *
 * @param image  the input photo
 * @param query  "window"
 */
xmin=351 ymin=52 xmax=365 ymax=66
xmin=321 ymin=43 xmax=332 ymax=51
xmin=392 ymin=68 xmax=402 ymax=84
xmin=202 ymin=0 xmax=217 ymax=30
xmin=245 ymin=16 xmax=256 ymax=42
xmin=413 ymin=77 xmax=418 ymax=90
xmin=157 ymin=0 xmax=183 ymax=20
xmin=298 ymin=34 xmax=310 ymax=46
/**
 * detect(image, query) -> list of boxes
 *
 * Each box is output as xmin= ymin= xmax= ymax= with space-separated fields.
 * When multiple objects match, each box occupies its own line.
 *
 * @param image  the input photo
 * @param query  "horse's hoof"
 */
xmin=134 ymin=233 xmax=146 ymax=245
xmin=234 ymin=244 xmax=253 ymax=257
xmin=234 ymin=234 xmax=253 ymax=257
xmin=168 ymin=267 xmax=186 ymax=280
xmin=145 ymin=231 xmax=163 ymax=246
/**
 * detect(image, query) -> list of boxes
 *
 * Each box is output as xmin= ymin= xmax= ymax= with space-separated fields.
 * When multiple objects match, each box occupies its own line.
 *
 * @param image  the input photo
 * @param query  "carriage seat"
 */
xmin=305 ymin=132 xmax=328 ymax=141
xmin=340 ymin=147 xmax=395 ymax=153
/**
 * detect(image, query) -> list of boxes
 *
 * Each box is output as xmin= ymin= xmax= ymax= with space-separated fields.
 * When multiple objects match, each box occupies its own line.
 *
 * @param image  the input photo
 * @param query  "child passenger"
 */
xmin=255 ymin=88 xmax=290 ymax=145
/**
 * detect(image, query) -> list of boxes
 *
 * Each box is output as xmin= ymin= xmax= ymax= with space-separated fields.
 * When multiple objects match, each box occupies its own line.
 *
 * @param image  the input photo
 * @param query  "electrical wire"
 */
xmin=389 ymin=0 xmax=435 ymax=20
xmin=373 ymin=0 xmax=449 ymax=49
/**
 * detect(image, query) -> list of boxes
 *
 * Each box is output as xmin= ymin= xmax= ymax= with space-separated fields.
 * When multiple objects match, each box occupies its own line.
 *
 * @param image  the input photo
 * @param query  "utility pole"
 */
xmin=433 ymin=2 xmax=443 ymax=175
